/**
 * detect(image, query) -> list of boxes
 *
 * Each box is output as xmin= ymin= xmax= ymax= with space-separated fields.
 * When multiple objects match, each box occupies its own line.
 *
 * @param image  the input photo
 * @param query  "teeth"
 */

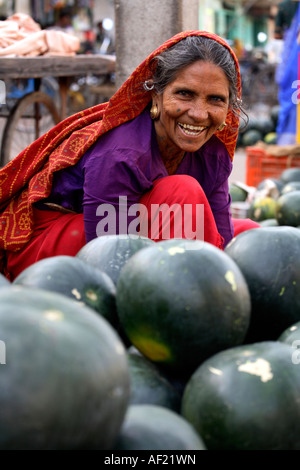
xmin=179 ymin=123 xmax=206 ymax=132
xmin=184 ymin=129 xmax=197 ymax=136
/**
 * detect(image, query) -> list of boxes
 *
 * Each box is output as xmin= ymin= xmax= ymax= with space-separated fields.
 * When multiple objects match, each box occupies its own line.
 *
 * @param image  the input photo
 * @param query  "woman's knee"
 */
xmin=150 ymin=175 xmax=206 ymax=204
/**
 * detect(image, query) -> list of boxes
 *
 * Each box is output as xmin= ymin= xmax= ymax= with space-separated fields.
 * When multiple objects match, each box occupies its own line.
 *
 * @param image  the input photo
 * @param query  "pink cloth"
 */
xmin=232 ymin=218 xmax=261 ymax=236
xmin=0 ymin=13 xmax=79 ymax=57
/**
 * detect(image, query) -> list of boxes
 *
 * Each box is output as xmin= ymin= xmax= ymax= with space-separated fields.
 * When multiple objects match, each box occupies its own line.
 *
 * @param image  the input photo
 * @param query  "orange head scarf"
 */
xmin=0 ymin=30 xmax=241 ymax=266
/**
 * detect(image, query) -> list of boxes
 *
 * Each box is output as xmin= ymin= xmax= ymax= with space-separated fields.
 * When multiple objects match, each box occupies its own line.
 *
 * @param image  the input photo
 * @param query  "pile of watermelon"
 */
xmin=230 ymin=167 xmax=300 ymax=227
xmin=237 ymin=104 xmax=279 ymax=147
xmin=1 ymin=184 xmax=300 ymax=449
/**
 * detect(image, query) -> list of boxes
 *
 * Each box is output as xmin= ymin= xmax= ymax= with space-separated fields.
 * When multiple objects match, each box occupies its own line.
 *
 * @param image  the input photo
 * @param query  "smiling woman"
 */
xmin=0 ymin=30 xmax=259 ymax=281
xmin=151 ymin=61 xmax=230 ymax=173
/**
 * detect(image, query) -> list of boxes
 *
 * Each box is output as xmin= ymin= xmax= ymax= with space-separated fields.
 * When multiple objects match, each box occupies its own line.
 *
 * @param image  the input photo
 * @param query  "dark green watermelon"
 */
xmin=278 ymin=322 xmax=300 ymax=346
xmin=275 ymin=191 xmax=300 ymax=227
xmin=13 ymin=255 xmax=119 ymax=332
xmin=127 ymin=353 xmax=181 ymax=412
xmin=225 ymin=226 xmax=300 ymax=342
xmin=76 ymin=235 xmax=155 ymax=285
xmin=270 ymin=104 xmax=280 ymax=127
xmin=116 ymin=239 xmax=251 ymax=376
xmin=259 ymin=218 xmax=279 ymax=227
xmin=0 ymin=286 xmax=130 ymax=450
xmin=280 ymin=168 xmax=300 ymax=184
xmin=229 ymin=183 xmax=248 ymax=202
xmin=114 ymin=404 xmax=206 ymax=450
xmin=281 ymin=182 xmax=300 ymax=194
xmin=181 ymin=341 xmax=300 ymax=450
xmin=255 ymin=117 xmax=275 ymax=136
xmin=242 ymin=129 xmax=263 ymax=146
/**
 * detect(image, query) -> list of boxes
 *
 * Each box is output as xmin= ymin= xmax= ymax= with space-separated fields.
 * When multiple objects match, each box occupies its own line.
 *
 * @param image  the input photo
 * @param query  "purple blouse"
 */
xmin=41 ymin=108 xmax=234 ymax=246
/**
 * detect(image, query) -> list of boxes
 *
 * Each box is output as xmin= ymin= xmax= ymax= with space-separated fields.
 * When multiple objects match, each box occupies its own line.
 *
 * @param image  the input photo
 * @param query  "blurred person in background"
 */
xmin=274 ymin=0 xmax=299 ymax=39
xmin=47 ymin=7 xmax=75 ymax=36
xmin=232 ymin=38 xmax=245 ymax=60
xmin=274 ymin=0 xmax=300 ymax=144
xmin=95 ymin=19 xmax=114 ymax=54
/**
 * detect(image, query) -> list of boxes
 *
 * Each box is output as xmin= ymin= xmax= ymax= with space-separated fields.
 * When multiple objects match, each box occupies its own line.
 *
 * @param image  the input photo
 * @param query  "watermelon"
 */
xmin=270 ymin=104 xmax=280 ymax=127
xmin=257 ymin=178 xmax=284 ymax=194
xmin=275 ymin=190 xmax=300 ymax=226
xmin=248 ymin=196 xmax=277 ymax=222
xmin=259 ymin=218 xmax=278 ymax=227
xmin=181 ymin=341 xmax=300 ymax=450
xmin=13 ymin=255 xmax=119 ymax=331
xmin=127 ymin=353 xmax=181 ymax=412
xmin=76 ymin=234 xmax=155 ymax=285
xmin=281 ymin=182 xmax=300 ymax=194
xmin=0 ymin=273 xmax=10 ymax=287
xmin=229 ymin=183 xmax=248 ymax=202
xmin=264 ymin=132 xmax=277 ymax=145
xmin=116 ymin=239 xmax=251 ymax=376
xmin=277 ymin=322 xmax=300 ymax=367
xmin=127 ymin=347 xmax=187 ymax=400
xmin=278 ymin=321 xmax=300 ymax=345
xmin=280 ymin=168 xmax=300 ymax=184
xmin=242 ymin=129 xmax=263 ymax=146
xmin=255 ymin=117 xmax=275 ymax=136
xmin=0 ymin=285 xmax=130 ymax=450
xmin=239 ymin=115 xmax=259 ymax=133
xmin=114 ymin=404 xmax=206 ymax=450
xmin=225 ymin=226 xmax=300 ymax=342
xmin=236 ymin=131 xmax=243 ymax=147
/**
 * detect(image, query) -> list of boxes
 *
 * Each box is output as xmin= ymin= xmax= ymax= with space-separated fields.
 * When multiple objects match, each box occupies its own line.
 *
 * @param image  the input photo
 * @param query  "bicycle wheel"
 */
xmin=0 ymin=91 xmax=60 ymax=167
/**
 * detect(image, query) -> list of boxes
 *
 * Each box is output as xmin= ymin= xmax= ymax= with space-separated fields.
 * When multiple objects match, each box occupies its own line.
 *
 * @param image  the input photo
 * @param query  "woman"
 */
xmin=0 ymin=30 xmax=258 ymax=281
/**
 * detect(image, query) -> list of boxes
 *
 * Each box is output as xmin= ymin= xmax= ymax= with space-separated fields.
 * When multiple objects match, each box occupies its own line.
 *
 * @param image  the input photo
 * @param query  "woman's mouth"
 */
xmin=178 ymin=122 xmax=207 ymax=136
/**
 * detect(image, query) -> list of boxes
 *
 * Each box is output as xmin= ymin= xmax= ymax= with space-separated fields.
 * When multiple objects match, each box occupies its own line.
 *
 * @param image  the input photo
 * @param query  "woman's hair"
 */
xmin=148 ymin=35 xmax=247 ymax=124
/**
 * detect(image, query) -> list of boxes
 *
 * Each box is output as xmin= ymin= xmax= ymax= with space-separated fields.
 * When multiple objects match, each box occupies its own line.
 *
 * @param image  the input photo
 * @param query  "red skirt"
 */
xmin=5 ymin=208 xmax=86 ymax=281
xmin=139 ymin=175 xmax=224 ymax=248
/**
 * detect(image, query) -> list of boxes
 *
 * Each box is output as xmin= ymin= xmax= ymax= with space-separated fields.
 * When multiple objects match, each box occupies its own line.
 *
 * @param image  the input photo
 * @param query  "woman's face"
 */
xmin=152 ymin=60 xmax=230 ymax=157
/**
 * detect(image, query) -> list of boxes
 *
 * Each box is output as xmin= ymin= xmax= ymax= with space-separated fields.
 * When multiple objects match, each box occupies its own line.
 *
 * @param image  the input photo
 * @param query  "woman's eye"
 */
xmin=211 ymin=95 xmax=225 ymax=102
xmin=177 ymin=90 xmax=192 ymax=97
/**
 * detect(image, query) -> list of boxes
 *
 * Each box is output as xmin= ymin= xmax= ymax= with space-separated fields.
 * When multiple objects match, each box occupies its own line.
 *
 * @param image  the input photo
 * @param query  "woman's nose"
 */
xmin=187 ymin=102 xmax=209 ymax=122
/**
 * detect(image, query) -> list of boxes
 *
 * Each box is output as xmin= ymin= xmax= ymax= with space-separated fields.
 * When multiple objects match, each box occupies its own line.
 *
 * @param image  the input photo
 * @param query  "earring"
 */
xmin=150 ymin=104 xmax=159 ymax=120
xmin=143 ymin=80 xmax=155 ymax=91
xmin=217 ymin=122 xmax=226 ymax=131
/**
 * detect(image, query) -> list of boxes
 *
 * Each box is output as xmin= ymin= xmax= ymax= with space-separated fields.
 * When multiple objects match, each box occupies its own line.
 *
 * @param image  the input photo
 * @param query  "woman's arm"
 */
xmin=209 ymin=178 xmax=234 ymax=248
xmin=82 ymin=150 xmax=153 ymax=243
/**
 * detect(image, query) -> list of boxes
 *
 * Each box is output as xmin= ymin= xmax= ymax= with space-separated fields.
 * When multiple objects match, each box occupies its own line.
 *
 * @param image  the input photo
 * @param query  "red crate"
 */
xmin=246 ymin=146 xmax=300 ymax=187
